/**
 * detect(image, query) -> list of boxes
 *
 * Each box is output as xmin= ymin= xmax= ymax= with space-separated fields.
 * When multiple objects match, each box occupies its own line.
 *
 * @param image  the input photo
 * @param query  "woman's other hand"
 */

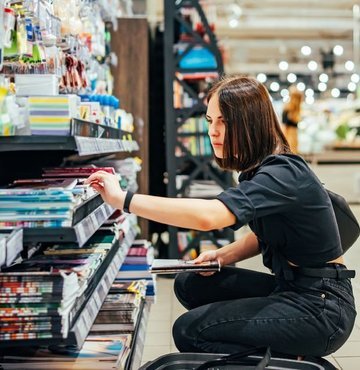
xmin=84 ymin=171 xmax=125 ymax=209
xmin=192 ymin=250 xmax=223 ymax=276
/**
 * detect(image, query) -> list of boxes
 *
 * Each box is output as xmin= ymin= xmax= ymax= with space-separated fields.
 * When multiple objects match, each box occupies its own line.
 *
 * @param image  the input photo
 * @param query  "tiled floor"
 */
xmin=141 ymin=164 xmax=360 ymax=369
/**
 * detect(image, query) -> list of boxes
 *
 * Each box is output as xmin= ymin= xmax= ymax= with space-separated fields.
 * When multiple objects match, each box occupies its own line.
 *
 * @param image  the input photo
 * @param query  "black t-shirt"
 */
xmin=216 ymin=154 xmax=342 ymax=267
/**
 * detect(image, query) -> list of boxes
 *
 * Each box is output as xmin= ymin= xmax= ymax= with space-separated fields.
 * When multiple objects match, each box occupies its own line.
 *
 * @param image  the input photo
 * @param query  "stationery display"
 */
xmin=0 ymin=236 xmax=118 ymax=341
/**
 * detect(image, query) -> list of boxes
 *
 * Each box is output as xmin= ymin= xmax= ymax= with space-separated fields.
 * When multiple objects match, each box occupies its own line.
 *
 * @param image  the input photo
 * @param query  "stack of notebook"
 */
xmin=0 ymin=238 xmax=112 ymax=341
xmin=0 ymin=189 xmax=77 ymax=228
xmin=92 ymin=286 xmax=144 ymax=334
xmin=0 ymin=270 xmax=80 ymax=340
xmin=116 ymin=240 xmax=156 ymax=301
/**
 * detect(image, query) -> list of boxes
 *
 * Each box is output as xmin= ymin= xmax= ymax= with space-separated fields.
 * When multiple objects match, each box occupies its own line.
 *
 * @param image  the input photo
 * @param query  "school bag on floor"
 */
xmin=139 ymin=347 xmax=337 ymax=370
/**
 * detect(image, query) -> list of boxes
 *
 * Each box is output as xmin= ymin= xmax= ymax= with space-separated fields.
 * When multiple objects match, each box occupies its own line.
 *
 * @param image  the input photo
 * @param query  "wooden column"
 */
xmin=111 ymin=17 xmax=149 ymax=238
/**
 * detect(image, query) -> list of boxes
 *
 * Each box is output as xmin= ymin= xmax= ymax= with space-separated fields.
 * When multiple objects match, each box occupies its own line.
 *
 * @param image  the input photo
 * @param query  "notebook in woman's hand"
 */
xmin=150 ymin=259 xmax=220 ymax=274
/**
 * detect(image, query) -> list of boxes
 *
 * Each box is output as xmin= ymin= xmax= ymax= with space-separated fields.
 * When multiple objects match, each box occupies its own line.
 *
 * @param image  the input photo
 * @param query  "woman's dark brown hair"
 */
xmin=207 ymin=76 xmax=291 ymax=172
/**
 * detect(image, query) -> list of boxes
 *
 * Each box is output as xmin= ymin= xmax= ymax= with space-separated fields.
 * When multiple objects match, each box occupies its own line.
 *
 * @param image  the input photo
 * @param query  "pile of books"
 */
xmin=0 ymin=189 xmax=77 ymax=228
xmin=91 ymin=280 xmax=146 ymax=334
xmin=115 ymin=239 xmax=156 ymax=301
xmin=0 ymin=238 xmax=113 ymax=341
xmin=0 ymin=166 xmax=118 ymax=229
xmin=90 ymin=239 xmax=155 ymax=337
xmin=0 ymin=270 xmax=80 ymax=340
xmin=42 ymin=166 xmax=115 ymax=178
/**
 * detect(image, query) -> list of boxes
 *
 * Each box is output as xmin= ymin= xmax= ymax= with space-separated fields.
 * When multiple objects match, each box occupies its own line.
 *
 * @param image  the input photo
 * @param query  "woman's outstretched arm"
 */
xmin=85 ymin=171 xmax=236 ymax=231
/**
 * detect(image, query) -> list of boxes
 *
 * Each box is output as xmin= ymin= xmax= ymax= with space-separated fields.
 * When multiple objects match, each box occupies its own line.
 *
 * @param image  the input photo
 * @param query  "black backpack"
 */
xmin=327 ymin=189 xmax=360 ymax=253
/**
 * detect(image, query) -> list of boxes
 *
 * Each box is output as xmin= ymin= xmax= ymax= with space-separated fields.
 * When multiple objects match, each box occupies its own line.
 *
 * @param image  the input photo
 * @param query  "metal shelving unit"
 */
xmin=164 ymin=0 xmax=234 ymax=258
xmin=0 ymin=119 xmax=139 ymax=188
xmin=0 ymin=117 xmax=141 ymax=351
xmin=126 ymin=300 xmax=151 ymax=370
xmin=0 ymin=119 xmax=139 ymax=156
xmin=0 ymin=227 xmax=137 ymax=349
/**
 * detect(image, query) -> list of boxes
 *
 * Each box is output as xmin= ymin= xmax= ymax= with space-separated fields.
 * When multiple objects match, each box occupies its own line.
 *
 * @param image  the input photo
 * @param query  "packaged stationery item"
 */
xmin=15 ymin=74 xmax=59 ymax=96
xmin=27 ymin=94 xmax=80 ymax=135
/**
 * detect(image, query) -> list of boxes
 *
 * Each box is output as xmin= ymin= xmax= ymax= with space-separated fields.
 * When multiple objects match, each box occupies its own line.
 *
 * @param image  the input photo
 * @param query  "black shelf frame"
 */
xmin=0 ymin=119 xmax=139 ymax=156
xmin=125 ymin=300 xmax=150 ymax=370
xmin=164 ymin=0 xmax=234 ymax=258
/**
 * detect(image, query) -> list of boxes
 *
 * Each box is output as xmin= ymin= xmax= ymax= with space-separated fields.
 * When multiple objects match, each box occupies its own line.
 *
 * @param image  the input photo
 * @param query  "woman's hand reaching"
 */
xmin=192 ymin=249 xmax=223 ymax=276
xmin=84 ymin=171 xmax=126 ymax=210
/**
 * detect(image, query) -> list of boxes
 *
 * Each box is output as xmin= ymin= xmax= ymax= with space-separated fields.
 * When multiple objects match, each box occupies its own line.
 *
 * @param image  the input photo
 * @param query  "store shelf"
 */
xmin=24 ymin=200 xmax=115 ymax=247
xmin=175 ymin=67 xmax=219 ymax=74
xmin=303 ymin=150 xmax=360 ymax=165
xmin=175 ymin=106 xmax=206 ymax=115
xmin=165 ymin=0 xmax=234 ymax=258
xmin=0 ymin=136 xmax=139 ymax=156
xmin=0 ymin=223 xmax=137 ymax=350
xmin=0 ymin=119 xmax=139 ymax=156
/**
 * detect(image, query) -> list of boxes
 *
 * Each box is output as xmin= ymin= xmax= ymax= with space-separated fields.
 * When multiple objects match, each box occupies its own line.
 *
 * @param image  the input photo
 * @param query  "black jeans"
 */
xmin=173 ymin=265 xmax=356 ymax=357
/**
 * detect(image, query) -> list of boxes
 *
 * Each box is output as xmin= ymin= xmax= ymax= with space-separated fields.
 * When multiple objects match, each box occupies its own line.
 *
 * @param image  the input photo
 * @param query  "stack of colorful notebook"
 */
xmin=91 ymin=283 xmax=145 ymax=334
xmin=0 ymin=270 xmax=80 ymax=340
xmin=0 ymin=237 xmax=113 ymax=341
xmin=0 ymin=189 xmax=77 ymax=228
xmin=28 ymin=95 xmax=78 ymax=136
xmin=116 ymin=240 xmax=156 ymax=301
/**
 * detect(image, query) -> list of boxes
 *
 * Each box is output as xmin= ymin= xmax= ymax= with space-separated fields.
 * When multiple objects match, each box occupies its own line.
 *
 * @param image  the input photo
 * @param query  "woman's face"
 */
xmin=206 ymin=94 xmax=226 ymax=158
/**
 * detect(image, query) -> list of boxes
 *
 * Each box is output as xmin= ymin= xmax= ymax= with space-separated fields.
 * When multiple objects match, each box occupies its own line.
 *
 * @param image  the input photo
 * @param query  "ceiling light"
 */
xmin=301 ymin=46 xmax=311 ymax=56
xmin=351 ymin=73 xmax=360 ymax=83
xmin=307 ymin=61 xmax=318 ymax=71
xmin=282 ymin=96 xmax=290 ymax=103
xmin=348 ymin=82 xmax=357 ymax=92
xmin=305 ymin=96 xmax=315 ymax=105
xmin=229 ymin=4 xmax=243 ymax=18
xmin=347 ymin=93 xmax=355 ymax=101
xmin=345 ymin=61 xmax=355 ymax=71
xmin=318 ymin=82 xmax=327 ymax=92
xmin=287 ymin=73 xmax=297 ymax=83
xmin=333 ymin=45 xmax=344 ymax=56
xmin=279 ymin=61 xmax=289 ymax=71
xmin=296 ymin=82 xmax=306 ymax=91
xmin=280 ymin=89 xmax=289 ymax=97
xmin=305 ymin=89 xmax=314 ymax=97
xmin=270 ymin=82 xmax=280 ymax=92
xmin=229 ymin=18 xmax=239 ymax=28
xmin=319 ymin=73 xmax=329 ymax=83
xmin=331 ymin=88 xmax=340 ymax=98
xmin=256 ymin=73 xmax=267 ymax=83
